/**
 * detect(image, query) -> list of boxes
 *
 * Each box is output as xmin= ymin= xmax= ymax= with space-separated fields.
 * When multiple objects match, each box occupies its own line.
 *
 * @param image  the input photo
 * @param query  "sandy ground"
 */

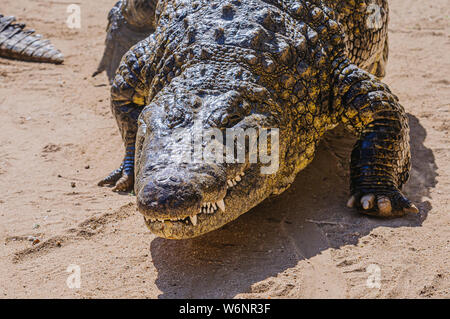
xmin=0 ymin=0 xmax=448 ymax=299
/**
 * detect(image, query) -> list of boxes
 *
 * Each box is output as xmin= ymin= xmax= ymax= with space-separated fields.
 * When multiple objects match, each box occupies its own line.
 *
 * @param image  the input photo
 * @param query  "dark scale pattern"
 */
xmin=0 ymin=14 xmax=63 ymax=64
xmin=98 ymin=0 xmax=417 ymax=239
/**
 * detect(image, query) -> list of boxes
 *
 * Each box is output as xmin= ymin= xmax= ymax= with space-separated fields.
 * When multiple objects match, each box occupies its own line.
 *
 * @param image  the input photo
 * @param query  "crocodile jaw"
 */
xmin=141 ymin=170 xmax=260 ymax=239
xmin=139 ymin=159 xmax=287 ymax=239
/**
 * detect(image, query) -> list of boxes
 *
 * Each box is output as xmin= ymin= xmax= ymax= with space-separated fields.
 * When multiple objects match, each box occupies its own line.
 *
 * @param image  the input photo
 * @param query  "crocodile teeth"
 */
xmin=147 ymin=171 xmax=240 ymax=225
xmin=144 ymin=172 xmax=243 ymax=225
xmin=226 ymin=171 xmax=246 ymax=189
xmin=190 ymin=215 xmax=198 ymax=226
xmin=198 ymin=201 xmax=222 ymax=215
xmin=217 ymin=199 xmax=225 ymax=212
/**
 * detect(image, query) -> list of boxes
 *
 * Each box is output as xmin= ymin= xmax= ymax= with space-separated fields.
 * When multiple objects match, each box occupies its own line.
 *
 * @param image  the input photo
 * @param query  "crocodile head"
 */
xmin=135 ymin=71 xmax=291 ymax=239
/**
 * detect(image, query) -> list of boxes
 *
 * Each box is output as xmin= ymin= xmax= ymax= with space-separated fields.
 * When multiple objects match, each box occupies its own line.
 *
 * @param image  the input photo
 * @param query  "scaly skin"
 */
xmin=99 ymin=0 xmax=418 ymax=239
xmin=0 ymin=14 xmax=63 ymax=64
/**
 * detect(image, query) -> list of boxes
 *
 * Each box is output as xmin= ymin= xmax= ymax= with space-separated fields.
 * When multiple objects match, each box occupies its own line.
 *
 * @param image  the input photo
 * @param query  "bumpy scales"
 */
xmin=0 ymin=14 xmax=63 ymax=64
xmin=98 ymin=0 xmax=418 ymax=239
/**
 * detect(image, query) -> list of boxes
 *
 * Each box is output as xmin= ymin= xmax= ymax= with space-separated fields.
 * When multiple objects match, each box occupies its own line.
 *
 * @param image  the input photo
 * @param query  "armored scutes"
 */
xmin=98 ymin=0 xmax=418 ymax=239
xmin=0 ymin=14 xmax=63 ymax=64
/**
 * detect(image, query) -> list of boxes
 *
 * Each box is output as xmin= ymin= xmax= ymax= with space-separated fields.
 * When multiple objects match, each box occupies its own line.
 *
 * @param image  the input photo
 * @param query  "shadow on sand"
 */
xmin=150 ymin=114 xmax=437 ymax=298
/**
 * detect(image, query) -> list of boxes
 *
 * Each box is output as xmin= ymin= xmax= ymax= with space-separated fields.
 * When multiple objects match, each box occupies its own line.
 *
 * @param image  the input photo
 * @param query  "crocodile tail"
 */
xmin=0 ymin=14 xmax=64 ymax=64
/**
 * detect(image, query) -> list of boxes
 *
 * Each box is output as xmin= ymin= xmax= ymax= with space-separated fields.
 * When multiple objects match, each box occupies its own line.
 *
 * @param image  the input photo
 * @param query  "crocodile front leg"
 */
xmin=98 ymin=142 xmax=137 ymax=192
xmin=334 ymin=58 xmax=418 ymax=217
xmin=98 ymin=41 xmax=150 ymax=192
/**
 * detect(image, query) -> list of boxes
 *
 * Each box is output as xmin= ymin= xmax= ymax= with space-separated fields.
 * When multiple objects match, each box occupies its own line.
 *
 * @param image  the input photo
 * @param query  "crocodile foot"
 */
xmin=98 ymin=164 xmax=134 ymax=192
xmin=347 ymin=188 xmax=419 ymax=217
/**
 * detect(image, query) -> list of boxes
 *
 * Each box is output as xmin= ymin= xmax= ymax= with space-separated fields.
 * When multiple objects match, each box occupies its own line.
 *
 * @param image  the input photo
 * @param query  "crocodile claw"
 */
xmin=98 ymin=164 xmax=134 ymax=193
xmin=347 ymin=189 xmax=419 ymax=217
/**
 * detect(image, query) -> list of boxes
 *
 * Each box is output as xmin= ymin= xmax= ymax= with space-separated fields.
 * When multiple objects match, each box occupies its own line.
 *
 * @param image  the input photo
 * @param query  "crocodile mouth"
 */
xmin=142 ymin=170 xmax=247 ymax=234
xmin=144 ymin=171 xmax=245 ymax=225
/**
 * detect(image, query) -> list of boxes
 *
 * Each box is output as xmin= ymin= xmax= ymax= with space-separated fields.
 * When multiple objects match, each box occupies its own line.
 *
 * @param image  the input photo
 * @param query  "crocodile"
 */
xmin=0 ymin=14 xmax=63 ymax=64
xmin=98 ymin=0 xmax=418 ymax=239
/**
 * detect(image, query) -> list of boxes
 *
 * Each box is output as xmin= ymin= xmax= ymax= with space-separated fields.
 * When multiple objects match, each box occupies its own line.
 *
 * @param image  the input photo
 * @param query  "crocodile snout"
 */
xmin=136 ymin=164 xmax=228 ymax=223
xmin=137 ymin=172 xmax=202 ymax=220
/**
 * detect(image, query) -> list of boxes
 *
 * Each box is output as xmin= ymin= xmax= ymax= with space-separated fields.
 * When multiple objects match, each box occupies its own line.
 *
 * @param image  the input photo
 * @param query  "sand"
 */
xmin=0 ymin=0 xmax=448 ymax=299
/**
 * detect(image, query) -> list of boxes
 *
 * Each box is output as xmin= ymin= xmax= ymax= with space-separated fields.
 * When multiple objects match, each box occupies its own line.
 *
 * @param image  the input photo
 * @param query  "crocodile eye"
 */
xmin=166 ymin=107 xmax=191 ymax=129
xmin=221 ymin=113 xmax=241 ymax=127
xmin=206 ymin=90 xmax=249 ymax=128
xmin=207 ymin=111 xmax=242 ymax=128
xmin=221 ymin=114 xmax=230 ymax=126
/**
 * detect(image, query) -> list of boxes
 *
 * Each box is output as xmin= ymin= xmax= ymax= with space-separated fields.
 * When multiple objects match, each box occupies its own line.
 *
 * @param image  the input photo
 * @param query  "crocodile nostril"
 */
xmin=154 ymin=176 xmax=181 ymax=185
xmin=156 ymin=176 xmax=168 ymax=182
xmin=169 ymin=176 xmax=180 ymax=183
